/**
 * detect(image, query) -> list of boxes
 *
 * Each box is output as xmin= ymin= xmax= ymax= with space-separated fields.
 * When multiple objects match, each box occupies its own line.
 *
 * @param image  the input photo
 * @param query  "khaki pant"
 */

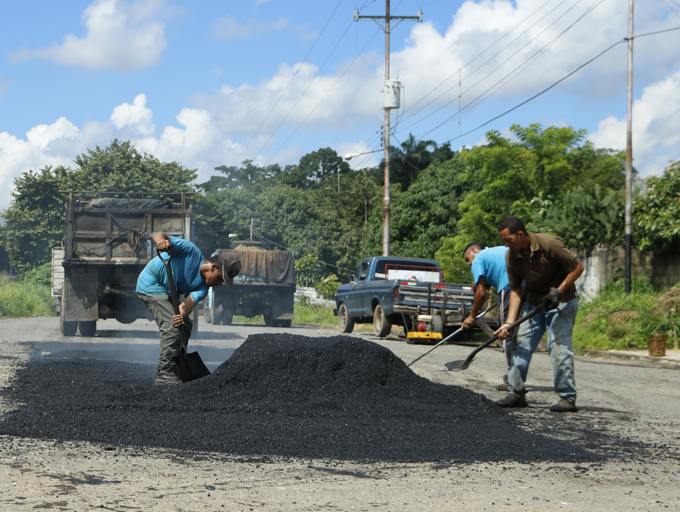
xmin=138 ymin=293 xmax=193 ymax=375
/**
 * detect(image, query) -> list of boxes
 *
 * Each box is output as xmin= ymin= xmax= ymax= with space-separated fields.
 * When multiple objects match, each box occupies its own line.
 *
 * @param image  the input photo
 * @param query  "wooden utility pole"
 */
xmin=625 ymin=0 xmax=634 ymax=294
xmin=354 ymin=2 xmax=421 ymax=256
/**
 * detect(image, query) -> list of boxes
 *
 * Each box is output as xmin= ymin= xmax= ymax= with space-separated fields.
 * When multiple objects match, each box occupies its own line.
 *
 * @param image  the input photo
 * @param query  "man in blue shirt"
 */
xmin=137 ymin=232 xmax=241 ymax=384
xmin=462 ymin=243 xmax=512 ymax=388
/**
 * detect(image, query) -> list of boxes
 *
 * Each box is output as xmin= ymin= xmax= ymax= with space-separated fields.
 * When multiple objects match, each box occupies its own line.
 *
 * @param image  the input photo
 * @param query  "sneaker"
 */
xmin=495 ymin=393 xmax=527 ymax=408
xmin=154 ymin=373 xmax=182 ymax=385
xmin=549 ymin=398 xmax=577 ymax=413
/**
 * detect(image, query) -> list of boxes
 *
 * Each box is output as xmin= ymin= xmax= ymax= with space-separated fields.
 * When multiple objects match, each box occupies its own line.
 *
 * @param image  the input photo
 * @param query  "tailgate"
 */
xmin=394 ymin=282 xmax=475 ymax=315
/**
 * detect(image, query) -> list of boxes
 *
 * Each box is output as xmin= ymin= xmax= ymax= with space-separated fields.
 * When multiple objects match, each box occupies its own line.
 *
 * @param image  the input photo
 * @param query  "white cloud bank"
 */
xmin=589 ymin=70 xmax=680 ymax=177
xmin=9 ymin=0 xmax=168 ymax=72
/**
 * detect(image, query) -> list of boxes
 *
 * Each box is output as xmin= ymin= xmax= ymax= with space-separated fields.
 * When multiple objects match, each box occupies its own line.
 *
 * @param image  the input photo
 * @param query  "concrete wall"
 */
xmin=574 ymin=246 xmax=679 ymax=302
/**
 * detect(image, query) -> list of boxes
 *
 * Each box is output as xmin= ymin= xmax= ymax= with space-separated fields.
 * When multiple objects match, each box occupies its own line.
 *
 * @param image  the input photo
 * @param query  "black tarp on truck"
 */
xmin=204 ymin=242 xmax=296 ymax=327
xmin=58 ymin=194 xmax=193 ymax=336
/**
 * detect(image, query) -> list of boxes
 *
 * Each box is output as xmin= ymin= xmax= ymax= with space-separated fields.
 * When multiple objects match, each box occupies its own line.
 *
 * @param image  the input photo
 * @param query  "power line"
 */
xmin=403 ymin=0 xmax=596 ymax=138
xmin=230 ymin=0 xmax=345 ymax=167
xmin=403 ymin=0 xmax=568 ymax=117
xmin=414 ymin=0 xmax=605 ymax=140
xmin=254 ymin=19 xmax=356 ymax=161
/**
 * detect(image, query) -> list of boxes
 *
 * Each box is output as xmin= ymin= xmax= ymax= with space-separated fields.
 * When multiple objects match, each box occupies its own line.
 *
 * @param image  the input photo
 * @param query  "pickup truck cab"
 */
xmin=334 ymin=256 xmax=475 ymax=338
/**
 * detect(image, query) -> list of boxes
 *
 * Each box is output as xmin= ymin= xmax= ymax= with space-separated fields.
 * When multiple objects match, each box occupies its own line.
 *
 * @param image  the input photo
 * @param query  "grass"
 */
xmin=573 ymin=276 xmax=678 ymax=353
xmin=231 ymin=301 xmax=339 ymax=326
xmin=0 ymin=278 xmax=55 ymax=318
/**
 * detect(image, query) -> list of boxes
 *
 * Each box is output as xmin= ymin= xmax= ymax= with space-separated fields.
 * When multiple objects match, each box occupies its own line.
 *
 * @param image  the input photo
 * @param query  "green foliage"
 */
xmin=293 ymin=301 xmax=337 ymax=325
xmin=637 ymin=310 xmax=680 ymax=348
xmin=572 ymin=276 xmax=661 ymax=352
xmin=435 ymin=236 xmax=474 ymax=284
xmin=634 ymin=161 xmax=680 ymax=252
xmin=315 ymin=274 xmax=340 ymax=300
xmin=0 ymin=278 xmax=54 ymax=318
xmin=539 ymin=185 xmax=624 ymax=249
xmin=295 ymin=254 xmax=324 ymax=287
xmin=387 ymin=134 xmax=455 ymax=191
xmin=22 ymin=262 xmax=52 ymax=287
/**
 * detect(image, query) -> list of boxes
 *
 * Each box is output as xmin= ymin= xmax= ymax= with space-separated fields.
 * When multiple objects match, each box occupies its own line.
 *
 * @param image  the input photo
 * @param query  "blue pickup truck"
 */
xmin=334 ymin=256 xmax=477 ymax=338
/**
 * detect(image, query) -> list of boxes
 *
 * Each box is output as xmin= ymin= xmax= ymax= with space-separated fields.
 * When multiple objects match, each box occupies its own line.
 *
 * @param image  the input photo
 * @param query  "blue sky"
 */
xmin=1 ymin=0 xmax=679 ymax=210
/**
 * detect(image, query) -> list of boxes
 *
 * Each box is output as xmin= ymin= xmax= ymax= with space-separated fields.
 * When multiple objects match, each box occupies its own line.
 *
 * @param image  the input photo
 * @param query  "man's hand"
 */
xmin=156 ymin=238 xmax=171 ymax=252
xmin=495 ymin=323 xmax=512 ymax=340
xmin=541 ymin=287 xmax=563 ymax=311
xmin=462 ymin=314 xmax=476 ymax=330
xmin=172 ymin=313 xmax=185 ymax=328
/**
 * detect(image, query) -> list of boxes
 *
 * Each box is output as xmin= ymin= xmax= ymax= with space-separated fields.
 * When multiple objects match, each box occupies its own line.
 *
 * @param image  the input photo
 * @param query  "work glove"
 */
xmin=541 ymin=287 xmax=563 ymax=311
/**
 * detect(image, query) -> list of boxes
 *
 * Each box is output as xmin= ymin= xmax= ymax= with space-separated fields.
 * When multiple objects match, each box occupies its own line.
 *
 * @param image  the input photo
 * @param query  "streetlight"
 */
xmin=344 ymin=149 xmax=383 ymax=161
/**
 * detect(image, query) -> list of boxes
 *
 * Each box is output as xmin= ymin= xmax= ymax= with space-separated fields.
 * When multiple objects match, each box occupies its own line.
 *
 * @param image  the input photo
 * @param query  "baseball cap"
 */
xmin=219 ymin=251 xmax=241 ymax=288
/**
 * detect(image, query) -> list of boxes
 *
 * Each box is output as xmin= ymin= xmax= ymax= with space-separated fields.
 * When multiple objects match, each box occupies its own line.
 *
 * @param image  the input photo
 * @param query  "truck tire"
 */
xmin=338 ymin=303 xmax=354 ymax=333
xmin=373 ymin=304 xmax=392 ymax=337
xmin=203 ymin=302 xmax=212 ymax=323
xmin=277 ymin=319 xmax=292 ymax=328
xmin=222 ymin=313 xmax=233 ymax=326
xmin=263 ymin=312 xmax=275 ymax=327
xmin=60 ymin=310 xmax=77 ymax=337
xmin=79 ymin=321 xmax=96 ymax=337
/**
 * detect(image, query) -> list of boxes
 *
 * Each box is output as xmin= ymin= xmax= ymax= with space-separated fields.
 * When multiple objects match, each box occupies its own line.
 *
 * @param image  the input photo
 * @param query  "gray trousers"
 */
xmin=138 ymin=293 xmax=193 ymax=375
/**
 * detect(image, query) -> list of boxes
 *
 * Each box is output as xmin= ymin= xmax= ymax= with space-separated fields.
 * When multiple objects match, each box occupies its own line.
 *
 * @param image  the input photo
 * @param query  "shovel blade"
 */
xmin=173 ymin=350 xmax=210 ymax=382
xmin=445 ymin=359 xmax=471 ymax=371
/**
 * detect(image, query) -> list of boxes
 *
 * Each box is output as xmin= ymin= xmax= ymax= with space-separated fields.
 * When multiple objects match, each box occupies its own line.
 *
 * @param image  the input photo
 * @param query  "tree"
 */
xmin=634 ymin=161 xmax=680 ymax=252
xmin=1 ymin=140 xmax=198 ymax=272
xmin=385 ymin=134 xmax=455 ymax=191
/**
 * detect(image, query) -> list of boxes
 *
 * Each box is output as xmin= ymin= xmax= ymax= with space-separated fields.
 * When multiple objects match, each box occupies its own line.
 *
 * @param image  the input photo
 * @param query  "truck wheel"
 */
xmin=60 ymin=311 xmax=77 ymax=337
xmin=79 ymin=321 xmax=96 ymax=337
xmin=263 ymin=312 xmax=275 ymax=327
xmin=338 ymin=303 xmax=354 ymax=333
xmin=373 ymin=304 xmax=392 ymax=337
xmin=278 ymin=319 xmax=292 ymax=328
xmin=223 ymin=314 xmax=233 ymax=326
xmin=204 ymin=302 xmax=212 ymax=323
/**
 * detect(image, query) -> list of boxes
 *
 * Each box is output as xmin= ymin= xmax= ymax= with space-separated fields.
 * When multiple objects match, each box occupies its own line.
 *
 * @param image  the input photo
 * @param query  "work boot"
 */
xmin=549 ymin=398 xmax=577 ymax=413
xmin=495 ymin=392 xmax=527 ymax=408
xmin=154 ymin=372 xmax=182 ymax=385
xmin=495 ymin=374 xmax=509 ymax=391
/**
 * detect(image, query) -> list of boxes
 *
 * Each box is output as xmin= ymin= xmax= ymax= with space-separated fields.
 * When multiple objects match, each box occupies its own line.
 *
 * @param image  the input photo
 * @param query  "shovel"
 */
xmin=158 ymin=248 xmax=211 ymax=382
xmin=445 ymin=303 xmax=546 ymax=371
xmin=407 ymin=302 xmax=498 ymax=367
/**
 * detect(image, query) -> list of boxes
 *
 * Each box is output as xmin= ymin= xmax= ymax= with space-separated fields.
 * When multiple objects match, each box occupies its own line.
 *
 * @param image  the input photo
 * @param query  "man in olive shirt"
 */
xmin=494 ymin=216 xmax=584 ymax=412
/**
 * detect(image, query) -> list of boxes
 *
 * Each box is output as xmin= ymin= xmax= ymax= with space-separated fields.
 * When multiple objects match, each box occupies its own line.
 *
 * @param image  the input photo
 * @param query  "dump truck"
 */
xmin=56 ymin=192 xmax=194 ymax=336
xmin=203 ymin=241 xmax=295 ymax=327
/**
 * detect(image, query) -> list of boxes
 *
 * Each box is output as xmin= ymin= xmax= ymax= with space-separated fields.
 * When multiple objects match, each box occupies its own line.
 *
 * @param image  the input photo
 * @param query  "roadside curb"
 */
xmin=581 ymin=349 xmax=680 ymax=370
xmin=292 ymin=323 xmax=339 ymax=330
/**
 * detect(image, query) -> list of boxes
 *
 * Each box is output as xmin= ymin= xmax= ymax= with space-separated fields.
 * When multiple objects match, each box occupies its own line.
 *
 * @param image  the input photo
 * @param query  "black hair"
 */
xmin=497 ymin=216 xmax=527 ymax=235
xmin=462 ymin=242 xmax=484 ymax=257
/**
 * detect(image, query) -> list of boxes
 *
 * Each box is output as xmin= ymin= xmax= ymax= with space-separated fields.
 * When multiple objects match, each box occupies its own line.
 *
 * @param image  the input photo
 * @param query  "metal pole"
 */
xmin=625 ymin=0 xmax=634 ymax=294
xmin=250 ymin=217 xmax=254 ymax=242
xmin=383 ymin=0 xmax=391 ymax=257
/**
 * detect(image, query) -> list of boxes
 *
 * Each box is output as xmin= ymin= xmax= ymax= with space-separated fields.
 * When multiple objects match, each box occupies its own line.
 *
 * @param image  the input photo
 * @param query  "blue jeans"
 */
xmin=508 ymin=298 xmax=578 ymax=400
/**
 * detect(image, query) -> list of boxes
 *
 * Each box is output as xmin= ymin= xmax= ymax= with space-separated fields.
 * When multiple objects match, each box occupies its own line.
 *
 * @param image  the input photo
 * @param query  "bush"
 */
xmin=572 ymin=276 xmax=665 ymax=352
xmin=315 ymin=274 xmax=340 ymax=300
xmin=22 ymin=262 xmax=52 ymax=287
xmin=0 ymin=278 xmax=54 ymax=318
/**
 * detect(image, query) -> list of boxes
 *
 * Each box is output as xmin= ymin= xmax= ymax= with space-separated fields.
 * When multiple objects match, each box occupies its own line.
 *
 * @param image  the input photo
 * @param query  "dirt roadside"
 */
xmin=0 ymin=317 xmax=678 ymax=511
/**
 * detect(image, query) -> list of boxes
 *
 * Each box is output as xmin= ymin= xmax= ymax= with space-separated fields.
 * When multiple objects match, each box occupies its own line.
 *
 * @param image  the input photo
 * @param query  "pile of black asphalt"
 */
xmin=0 ymin=334 xmax=627 ymax=463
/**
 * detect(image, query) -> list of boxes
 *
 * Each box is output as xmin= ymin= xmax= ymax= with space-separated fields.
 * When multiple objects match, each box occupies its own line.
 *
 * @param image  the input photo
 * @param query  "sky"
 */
xmin=1 ymin=0 xmax=679 ymax=211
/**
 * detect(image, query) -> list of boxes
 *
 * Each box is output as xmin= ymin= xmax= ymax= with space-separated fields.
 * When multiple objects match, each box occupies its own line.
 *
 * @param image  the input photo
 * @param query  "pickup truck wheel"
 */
xmin=338 ymin=303 xmax=354 ymax=333
xmin=79 ymin=321 xmax=96 ymax=337
xmin=373 ymin=304 xmax=392 ymax=337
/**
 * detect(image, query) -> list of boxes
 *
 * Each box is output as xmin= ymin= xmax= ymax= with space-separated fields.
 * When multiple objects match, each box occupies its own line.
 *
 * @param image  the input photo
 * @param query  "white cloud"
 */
xmin=110 ymin=94 xmax=155 ymax=135
xmin=213 ymin=15 xmax=288 ymax=40
xmin=589 ymin=70 xmax=680 ymax=177
xmin=9 ymin=0 xmax=168 ymax=72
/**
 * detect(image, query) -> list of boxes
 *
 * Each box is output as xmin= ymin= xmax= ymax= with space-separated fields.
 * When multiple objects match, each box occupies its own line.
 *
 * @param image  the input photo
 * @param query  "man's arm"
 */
xmin=172 ymin=295 xmax=195 ymax=327
xmin=557 ymin=259 xmax=584 ymax=295
xmin=494 ymin=287 xmax=522 ymax=339
xmin=462 ymin=276 xmax=487 ymax=329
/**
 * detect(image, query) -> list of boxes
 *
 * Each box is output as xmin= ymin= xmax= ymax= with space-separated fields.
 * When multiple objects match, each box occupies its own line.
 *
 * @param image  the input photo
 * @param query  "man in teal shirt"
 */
xmin=137 ymin=232 xmax=241 ymax=384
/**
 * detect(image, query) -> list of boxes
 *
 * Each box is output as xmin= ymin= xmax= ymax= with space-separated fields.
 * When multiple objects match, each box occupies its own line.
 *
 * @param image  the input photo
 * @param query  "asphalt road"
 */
xmin=0 ymin=316 xmax=678 ymax=511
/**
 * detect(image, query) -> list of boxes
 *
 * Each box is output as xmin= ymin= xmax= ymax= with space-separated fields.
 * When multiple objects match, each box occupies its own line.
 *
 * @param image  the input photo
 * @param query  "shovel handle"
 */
xmin=450 ymin=302 xmax=547 ymax=369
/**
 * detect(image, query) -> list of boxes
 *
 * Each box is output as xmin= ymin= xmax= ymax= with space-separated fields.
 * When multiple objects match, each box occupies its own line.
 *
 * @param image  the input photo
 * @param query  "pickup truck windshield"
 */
xmin=372 ymin=261 xmax=442 ymax=282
